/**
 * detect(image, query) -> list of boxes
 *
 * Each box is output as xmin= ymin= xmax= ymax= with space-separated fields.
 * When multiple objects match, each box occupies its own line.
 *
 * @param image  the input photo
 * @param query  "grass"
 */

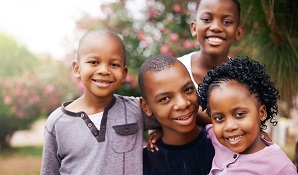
xmin=0 ymin=146 xmax=43 ymax=157
xmin=0 ymin=146 xmax=43 ymax=175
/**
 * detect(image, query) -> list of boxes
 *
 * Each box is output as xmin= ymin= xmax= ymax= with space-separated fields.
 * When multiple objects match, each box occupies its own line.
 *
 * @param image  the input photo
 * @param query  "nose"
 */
xmin=209 ymin=20 xmax=223 ymax=32
xmin=97 ymin=64 xmax=110 ymax=75
xmin=224 ymin=117 xmax=238 ymax=132
xmin=173 ymin=94 xmax=190 ymax=111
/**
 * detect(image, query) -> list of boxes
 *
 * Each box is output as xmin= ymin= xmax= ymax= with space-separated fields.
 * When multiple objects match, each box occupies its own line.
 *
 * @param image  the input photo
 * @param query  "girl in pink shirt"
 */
xmin=198 ymin=56 xmax=297 ymax=174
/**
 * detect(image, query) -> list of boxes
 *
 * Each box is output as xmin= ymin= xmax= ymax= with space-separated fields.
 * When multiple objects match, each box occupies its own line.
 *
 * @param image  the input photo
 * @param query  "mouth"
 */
xmin=206 ymin=36 xmax=224 ymax=45
xmin=93 ymin=79 xmax=113 ymax=85
xmin=226 ymin=135 xmax=243 ymax=144
xmin=171 ymin=114 xmax=192 ymax=121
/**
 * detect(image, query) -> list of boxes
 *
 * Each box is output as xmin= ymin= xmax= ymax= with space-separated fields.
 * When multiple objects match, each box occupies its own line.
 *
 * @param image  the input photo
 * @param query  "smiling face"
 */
xmin=72 ymin=36 xmax=127 ymax=101
xmin=190 ymin=0 xmax=244 ymax=57
xmin=208 ymin=81 xmax=267 ymax=154
xmin=140 ymin=62 xmax=199 ymax=144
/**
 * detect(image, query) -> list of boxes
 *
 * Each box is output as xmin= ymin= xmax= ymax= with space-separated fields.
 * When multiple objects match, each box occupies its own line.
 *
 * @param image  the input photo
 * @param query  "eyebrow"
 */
xmin=199 ymin=11 xmax=236 ymax=18
xmin=154 ymin=80 xmax=194 ymax=99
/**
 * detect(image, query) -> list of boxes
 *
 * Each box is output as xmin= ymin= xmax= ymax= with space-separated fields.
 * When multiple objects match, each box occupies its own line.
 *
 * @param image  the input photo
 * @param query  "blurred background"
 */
xmin=0 ymin=0 xmax=297 ymax=174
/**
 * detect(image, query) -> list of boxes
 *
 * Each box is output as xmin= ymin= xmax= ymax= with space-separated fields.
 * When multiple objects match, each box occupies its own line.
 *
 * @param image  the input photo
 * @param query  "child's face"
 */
xmin=140 ymin=63 xmax=198 ymax=137
xmin=208 ymin=81 xmax=267 ymax=154
xmin=72 ymin=36 xmax=127 ymax=99
xmin=190 ymin=0 xmax=244 ymax=57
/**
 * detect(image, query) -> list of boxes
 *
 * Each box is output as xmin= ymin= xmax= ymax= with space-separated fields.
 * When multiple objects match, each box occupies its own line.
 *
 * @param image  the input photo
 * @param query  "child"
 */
xmin=178 ymin=0 xmax=244 ymax=89
xmin=40 ymin=29 xmax=160 ymax=175
xmin=198 ymin=56 xmax=297 ymax=174
xmin=176 ymin=0 xmax=245 ymax=126
xmin=139 ymin=54 xmax=215 ymax=175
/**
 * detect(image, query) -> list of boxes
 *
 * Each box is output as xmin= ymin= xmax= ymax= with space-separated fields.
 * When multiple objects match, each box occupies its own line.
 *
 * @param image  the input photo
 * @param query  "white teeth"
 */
xmin=173 ymin=115 xmax=191 ymax=121
xmin=95 ymin=80 xmax=111 ymax=84
xmin=207 ymin=37 xmax=223 ymax=43
xmin=227 ymin=135 xmax=242 ymax=142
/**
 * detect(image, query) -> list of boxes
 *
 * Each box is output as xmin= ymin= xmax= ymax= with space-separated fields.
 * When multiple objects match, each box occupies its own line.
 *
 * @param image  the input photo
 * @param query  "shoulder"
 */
xmin=45 ymin=102 xmax=70 ymax=131
xmin=177 ymin=52 xmax=196 ymax=62
xmin=114 ymin=94 xmax=140 ymax=108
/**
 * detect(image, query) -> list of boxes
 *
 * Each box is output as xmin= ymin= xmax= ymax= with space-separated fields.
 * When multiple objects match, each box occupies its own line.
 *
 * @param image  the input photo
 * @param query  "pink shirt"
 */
xmin=206 ymin=124 xmax=297 ymax=175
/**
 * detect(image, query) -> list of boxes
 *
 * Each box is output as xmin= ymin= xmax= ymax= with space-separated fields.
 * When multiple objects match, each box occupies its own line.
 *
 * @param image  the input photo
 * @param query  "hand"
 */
xmin=147 ymin=130 xmax=162 ymax=152
xmin=260 ymin=130 xmax=272 ymax=142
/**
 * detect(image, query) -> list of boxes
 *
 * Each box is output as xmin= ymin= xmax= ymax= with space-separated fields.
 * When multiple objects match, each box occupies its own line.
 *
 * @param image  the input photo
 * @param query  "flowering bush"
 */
xmin=0 ymin=33 xmax=80 ymax=149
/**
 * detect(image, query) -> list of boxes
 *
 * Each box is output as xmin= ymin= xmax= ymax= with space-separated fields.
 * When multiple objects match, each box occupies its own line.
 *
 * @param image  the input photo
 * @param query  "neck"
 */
xmin=195 ymin=51 xmax=230 ymax=68
xmin=73 ymin=93 xmax=113 ymax=115
xmin=161 ymin=126 xmax=201 ymax=145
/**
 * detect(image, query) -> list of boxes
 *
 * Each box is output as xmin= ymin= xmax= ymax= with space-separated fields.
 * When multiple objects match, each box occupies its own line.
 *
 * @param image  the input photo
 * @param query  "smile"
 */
xmin=93 ymin=80 xmax=113 ymax=84
xmin=172 ymin=114 xmax=191 ymax=121
xmin=206 ymin=37 xmax=224 ymax=44
xmin=226 ymin=135 xmax=243 ymax=143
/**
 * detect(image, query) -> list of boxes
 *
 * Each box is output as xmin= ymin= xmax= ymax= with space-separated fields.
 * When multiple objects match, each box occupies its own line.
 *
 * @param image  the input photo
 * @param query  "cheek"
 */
xmin=212 ymin=123 xmax=223 ymax=137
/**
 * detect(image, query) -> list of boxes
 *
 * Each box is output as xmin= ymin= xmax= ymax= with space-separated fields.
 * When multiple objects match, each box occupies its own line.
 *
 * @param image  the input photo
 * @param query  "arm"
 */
xmin=40 ymin=127 xmax=60 ymax=175
xmin=147 ymin=129 xmax=162 ymax=152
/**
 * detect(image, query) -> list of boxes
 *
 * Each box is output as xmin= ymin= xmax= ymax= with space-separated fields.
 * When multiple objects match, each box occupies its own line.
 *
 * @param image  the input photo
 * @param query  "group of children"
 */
xmin=41 ymin=0 xmax=297 ymax=174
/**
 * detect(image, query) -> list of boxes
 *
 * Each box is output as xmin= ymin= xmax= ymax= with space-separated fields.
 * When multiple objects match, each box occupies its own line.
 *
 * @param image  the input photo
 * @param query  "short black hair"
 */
xmin=196 ymin=0 xmax=241 ymax=24
xmin=76 ymin=29 xmax=126 ymax=64
xmin=198 ymin=56 xmax=279 ymax=130
xmin=138 ymin=54 xmax=180 ymax=99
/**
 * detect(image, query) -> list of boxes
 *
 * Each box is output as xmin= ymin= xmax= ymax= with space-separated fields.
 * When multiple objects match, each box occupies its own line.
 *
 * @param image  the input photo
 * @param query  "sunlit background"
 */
xmin=0 ymin=0 xmax=297 ymax=174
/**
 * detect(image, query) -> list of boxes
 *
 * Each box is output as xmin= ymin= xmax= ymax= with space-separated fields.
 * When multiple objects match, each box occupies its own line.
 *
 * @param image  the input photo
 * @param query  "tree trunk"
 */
xmin=0 ymin=133 xmax=12 ymax=150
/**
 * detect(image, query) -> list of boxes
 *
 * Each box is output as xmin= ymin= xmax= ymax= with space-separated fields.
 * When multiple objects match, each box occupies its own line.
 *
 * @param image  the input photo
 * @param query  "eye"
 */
xmin=235 ymin=112 xmax=245 ymax=118
xmin=201 ymin=17 xmax=211 ymax=23
xmin=222 ymin=20 xmax=233 ymax=26
xmin=88 ymin=61 xmax=98 ymax=65
xmin=111 ymin=63 xmax=120 ymax=67
xmin=212 ymin=115 xmax=224 ymax=123
xmin=158 ymin=97 xmax=170 ymax=103
xmin=185 ymin=86 xmax=195 ymax=94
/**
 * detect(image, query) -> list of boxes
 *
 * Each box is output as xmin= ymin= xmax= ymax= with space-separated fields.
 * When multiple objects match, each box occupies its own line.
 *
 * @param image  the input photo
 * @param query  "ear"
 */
xmin=72 ymin=60 xmax=81 ymax=78
xmin=190 ymin=21 xmax=197 ymax=37
xmin=121 ymin=66 xmax=128 ymax=83
xmin=140 ymin=97 xmax=153 ymax=117
xmin=259 ymin=104 xmax=267 ymax=122
xmin=235 ymin=26 xmax=245 ymax=41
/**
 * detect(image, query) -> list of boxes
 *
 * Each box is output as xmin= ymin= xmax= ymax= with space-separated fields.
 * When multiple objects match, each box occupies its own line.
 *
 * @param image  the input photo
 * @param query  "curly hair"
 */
xmin=198 ymin=56 xmax=279 ymax=130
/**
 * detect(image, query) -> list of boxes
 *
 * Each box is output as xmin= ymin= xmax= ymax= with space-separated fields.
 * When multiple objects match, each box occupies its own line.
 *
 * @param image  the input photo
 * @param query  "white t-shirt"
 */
xmin=177 ymin=52 xmax=198 ymax=89
xmin=89 ymin=112 xmax=103 ymax=129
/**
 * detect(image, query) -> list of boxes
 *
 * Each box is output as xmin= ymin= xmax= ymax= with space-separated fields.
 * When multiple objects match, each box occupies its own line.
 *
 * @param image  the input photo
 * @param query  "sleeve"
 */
xmin=40 ymin=125 xmax=61 ymax=175
xmin=143 ymin=111 xmax=161 ymax=131
xmin=276 ymin=161 xmax=297 ymax=175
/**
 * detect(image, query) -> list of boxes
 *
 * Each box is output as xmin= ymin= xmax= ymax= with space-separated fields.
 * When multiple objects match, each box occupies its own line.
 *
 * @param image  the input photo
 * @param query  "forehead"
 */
xmin=144 ymin=63 xmax=192 ymax=93
xmin=81 ymin=36 xmax=125 ymax=59
xmin=197 ymin=0 xmax=239 ymax=18
xmin=210 ymin=81 xmax=252 ymax=99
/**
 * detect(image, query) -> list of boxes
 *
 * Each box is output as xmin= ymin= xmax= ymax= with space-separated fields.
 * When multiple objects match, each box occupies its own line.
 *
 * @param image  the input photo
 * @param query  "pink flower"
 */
xmin=160 ymin=45 xmax=170 ymax=54
xmin=161 ymin=28 xmax=168 ymax=35
xmin=44 ymin=84 xmax=55 ymax=94
xmin=137 ymin=32 xmax=145 ymax=41
xmin=173 ymin=4 xmax=182 ymax=13
xmin=183 ymin=39 xmax=194 ymax=49
xmin=4 ymin=96 xmax=12 ymax=105
xmin=149 ymin=8 xmax=158 ymax=19
xmin=170 ymin=33 xmax=179 ymax=41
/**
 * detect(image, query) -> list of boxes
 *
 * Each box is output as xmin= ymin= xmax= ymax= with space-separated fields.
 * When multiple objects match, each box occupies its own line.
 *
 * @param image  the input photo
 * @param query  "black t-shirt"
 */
xmin=143 ymin=127 xmax=215 ymax=175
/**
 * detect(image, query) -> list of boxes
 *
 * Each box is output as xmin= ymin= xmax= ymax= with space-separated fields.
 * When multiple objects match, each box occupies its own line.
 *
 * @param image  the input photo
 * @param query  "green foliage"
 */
xmin=236 ymin=0 xmax=298 ymax=111
xmin=0 ymin=33 xmax=40 ymax=77
xmin=0 ymin=146 xmax=43 ymax=157
xmin=0 ymin=34 xmax=80 ymax=150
